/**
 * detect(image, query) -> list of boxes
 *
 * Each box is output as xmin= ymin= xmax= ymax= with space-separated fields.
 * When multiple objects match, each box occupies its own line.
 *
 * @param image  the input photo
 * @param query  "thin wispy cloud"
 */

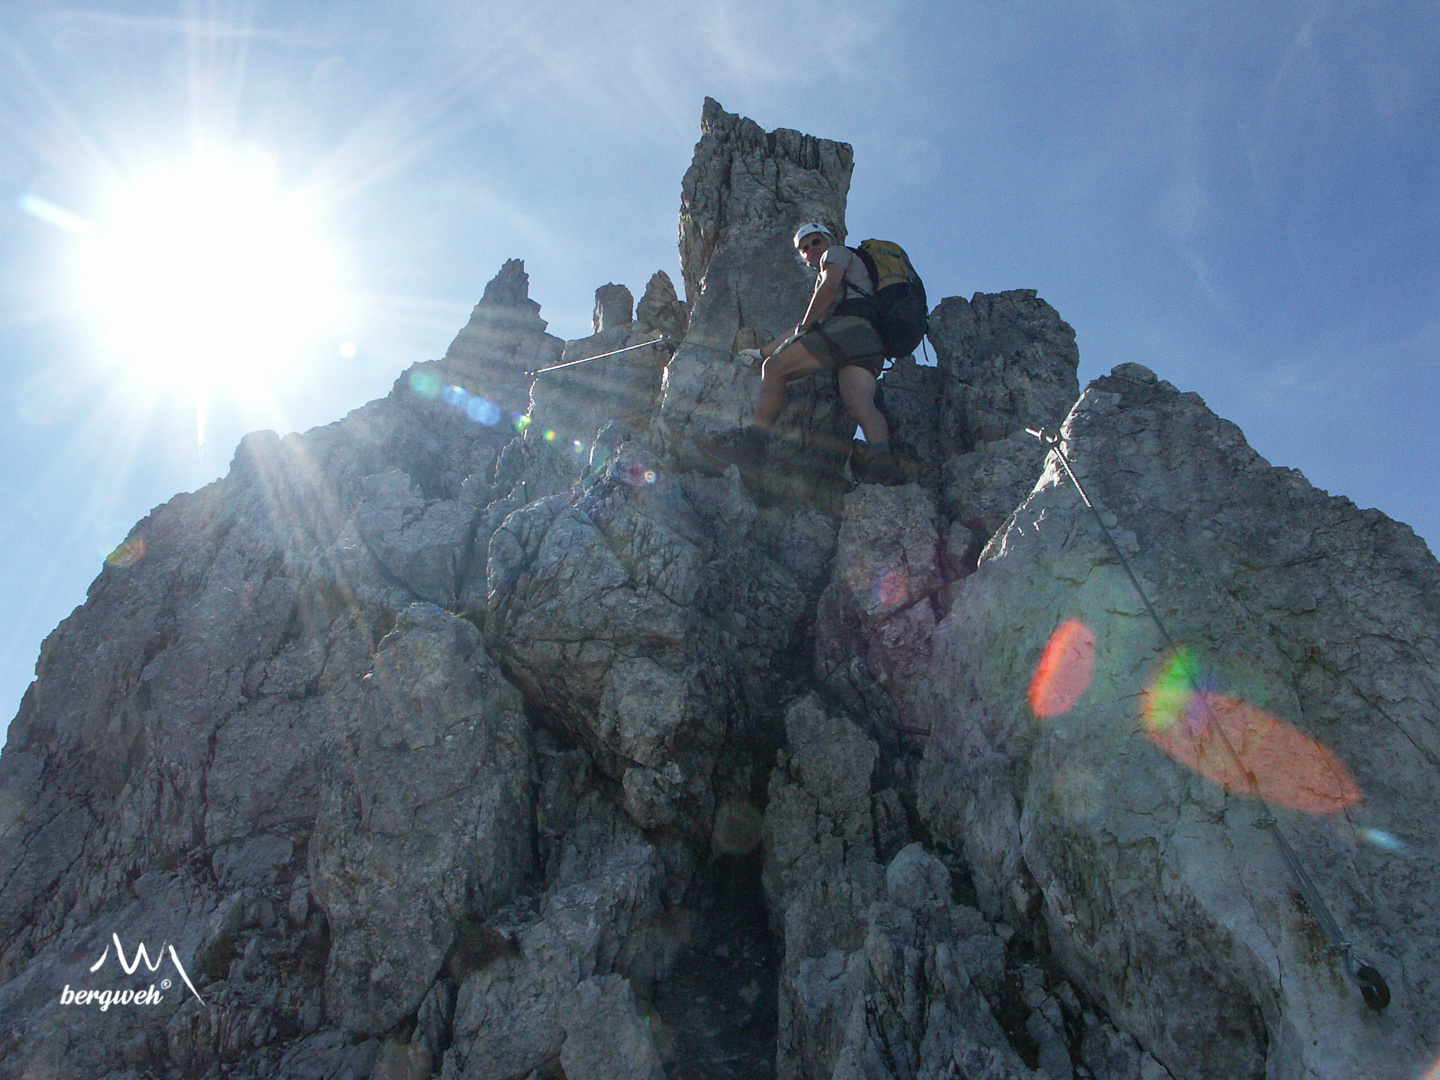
xmin=48 ymin=8 xmax=332 ymax=47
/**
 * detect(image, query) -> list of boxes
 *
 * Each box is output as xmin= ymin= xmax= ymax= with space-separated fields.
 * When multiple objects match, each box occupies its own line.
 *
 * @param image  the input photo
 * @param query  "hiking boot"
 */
xmin=856 ymin=450 xmax=907 ymax=486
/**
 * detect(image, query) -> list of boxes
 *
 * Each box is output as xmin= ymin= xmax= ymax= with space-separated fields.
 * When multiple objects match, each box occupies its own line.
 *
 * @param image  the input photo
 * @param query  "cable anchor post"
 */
xmin=1032 ymin=426 xmax=1065 ymax=457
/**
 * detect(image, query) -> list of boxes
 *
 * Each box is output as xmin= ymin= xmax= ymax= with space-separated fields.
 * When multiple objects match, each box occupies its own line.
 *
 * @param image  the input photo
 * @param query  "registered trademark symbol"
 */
xmin=162 ymin=979 xmax=172 ymax=990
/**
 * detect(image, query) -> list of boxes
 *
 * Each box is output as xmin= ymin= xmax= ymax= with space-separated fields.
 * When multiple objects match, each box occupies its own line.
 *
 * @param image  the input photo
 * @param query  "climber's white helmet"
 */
xmin=792 ymin=222 xmax=834 ymax=248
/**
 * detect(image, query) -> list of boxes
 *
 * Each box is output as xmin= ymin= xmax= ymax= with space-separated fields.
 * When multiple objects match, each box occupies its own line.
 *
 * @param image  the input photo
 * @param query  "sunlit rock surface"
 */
xmin=527 ymin=324 xmax=671 ymax=453
xmin=661 ymin=97 xmax=857 ymax=480
xmin=435 ymin=258 xmax=564 ymax=423
xmin=914 ymin=363 xmax=1439 ymax=1080
xmin=678 ymin=96 xmax=852 ymax=354
xmin=0 ymin=101 xmax=1436 ymax=1080
xmin=308 ymin=603 xmax=532 ymax=1033
xmin=932 ymin=289 xmax=1081 ymax=545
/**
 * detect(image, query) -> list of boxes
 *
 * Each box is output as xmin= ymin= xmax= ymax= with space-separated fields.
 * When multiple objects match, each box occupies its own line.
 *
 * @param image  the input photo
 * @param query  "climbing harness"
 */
xmin=977 ymin=402 xmax=1392 ymax=1012
xmin=527 ymin=336 xmax=675 ymax=377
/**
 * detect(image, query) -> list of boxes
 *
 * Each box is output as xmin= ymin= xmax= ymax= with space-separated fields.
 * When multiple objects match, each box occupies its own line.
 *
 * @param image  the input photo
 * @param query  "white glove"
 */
xmin=737 ymin=348 xmax=764 ymax=364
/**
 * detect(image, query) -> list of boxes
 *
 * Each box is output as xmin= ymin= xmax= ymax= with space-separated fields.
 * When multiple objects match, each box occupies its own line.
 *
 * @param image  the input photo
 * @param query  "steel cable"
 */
xmin=973 ymin=402 xmax=1390 ymax=1011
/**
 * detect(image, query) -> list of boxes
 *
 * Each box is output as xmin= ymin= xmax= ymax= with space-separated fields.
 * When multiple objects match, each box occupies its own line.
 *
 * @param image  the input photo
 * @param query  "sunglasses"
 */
xmin=798 ymin=236 xmax=828 ymax=253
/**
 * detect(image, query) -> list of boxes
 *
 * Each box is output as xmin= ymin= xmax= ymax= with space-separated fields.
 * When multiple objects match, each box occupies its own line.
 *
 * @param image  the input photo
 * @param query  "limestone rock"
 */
xmin=354 ymin=469 xmax=478 ymax=606
xmin=560 ymin=975 xmax=666 ymax=1080
xmin=3 ymin=102 xmax=1437 ymax=1080
xmin=453 ymin=435 xmax=587 ymax=615
xmin=657 ymin=339 xmax=857 ymax=484
xmin=527 ymin=328 xmax=672 ymax=452
xmin=930 ymin=290 xmax=1079 ymax=455
xmin=761 ymin=696 xmax=882 ymax=1079
xmin=876 ymin=354 xmax=944 ymax=484
xmin=885 ymin=842 xmax=952 ymax=912
xmin=484 ymin=437 xmax=824 ymax=834
xmin=943 ymin=429 xmax=1056 ymax=542
xmin=635 ymin=269 xmax=688 ymax=340
xmin=762 ymin=696 xmax=880 ymax=918
xmin=763 ymin=701 xmax=1045 ymax=1080
xmin=679 ymin=97 xmax=852 ymax=351
xmin=931 ymin=290 xmax=1080 ymax=548
xmin=0 ymin=329 xmax=537 ymax=1075
xmin=432 ymin=258 xmax=564 ymax=422
xmin=309 ymin=604 xmax=532 ymax=1033
xmin=591 ymin=282 xmax=634 ymax=334
xmin=815 ymin=483 xmax=943 ymax=718
xmin=443 ymin=802 xmax=666 ymax=1079
xmin=914 ymin=363 xmax=1440 ymax=1080
xmin=659 ymin=100 xmax=860 ymax=479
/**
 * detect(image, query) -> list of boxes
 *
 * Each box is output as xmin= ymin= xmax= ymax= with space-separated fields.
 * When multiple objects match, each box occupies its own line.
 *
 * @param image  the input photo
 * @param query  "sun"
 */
xmin=78 ymin=148 xmax=341 ymax=405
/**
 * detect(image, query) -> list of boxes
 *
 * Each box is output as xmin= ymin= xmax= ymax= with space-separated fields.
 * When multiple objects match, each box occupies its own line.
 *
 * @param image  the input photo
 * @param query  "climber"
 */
xmin=725 ymin=223 xmax=906 ymax=485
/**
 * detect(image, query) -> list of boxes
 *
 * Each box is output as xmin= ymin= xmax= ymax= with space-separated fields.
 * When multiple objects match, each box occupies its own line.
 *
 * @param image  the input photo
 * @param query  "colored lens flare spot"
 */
xmin=466 ymin=396 xmax=501 ymax=425
xmin=874 ymin=569 xmax=908 ymax=609
xmin=621 ymin=463 xmax=658 ymax=486
xmin=1029 ymin=618 xmax=1096 ymax=718
xmin=106 ymin=536 xmax=146 ymax=568
xmin=407 ymin=370 xmax=441 ymax=399
xmin=424 ymin=379 xmax=503 ymax=425
xmin=1357 ymin=827 xmax=1407 ymax=855
xmin=1142 ymin=650 xmax=1363 ymax=815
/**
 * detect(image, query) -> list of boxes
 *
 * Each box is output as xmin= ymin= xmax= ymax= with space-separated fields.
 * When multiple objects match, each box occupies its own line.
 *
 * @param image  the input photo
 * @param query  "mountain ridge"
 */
xmin=0 ymin=98 xmax=1435 ymax=1080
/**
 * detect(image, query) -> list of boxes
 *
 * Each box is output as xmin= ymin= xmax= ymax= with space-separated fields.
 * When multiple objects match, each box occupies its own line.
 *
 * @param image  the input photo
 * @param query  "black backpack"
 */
xmin=834 ymin=239 xmax=929 ymax=359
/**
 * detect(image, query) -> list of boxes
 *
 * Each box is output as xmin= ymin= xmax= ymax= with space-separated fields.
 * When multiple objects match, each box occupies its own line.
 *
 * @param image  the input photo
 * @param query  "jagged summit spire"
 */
xmin=679 ymin=98 xmax=853 ymax=352
xmin=478 ymin=257 xmax=538 ymax=310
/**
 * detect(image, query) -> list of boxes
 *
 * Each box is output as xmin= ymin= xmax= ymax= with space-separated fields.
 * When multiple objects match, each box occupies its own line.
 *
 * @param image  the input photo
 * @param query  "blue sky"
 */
xmin=1 ymin=0 xmax=1436 ymax=733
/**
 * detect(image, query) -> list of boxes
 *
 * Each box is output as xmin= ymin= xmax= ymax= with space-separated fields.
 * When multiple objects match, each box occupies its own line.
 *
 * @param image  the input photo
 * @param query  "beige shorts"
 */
xmin=799 ymin=316 xmax=885 ymax=377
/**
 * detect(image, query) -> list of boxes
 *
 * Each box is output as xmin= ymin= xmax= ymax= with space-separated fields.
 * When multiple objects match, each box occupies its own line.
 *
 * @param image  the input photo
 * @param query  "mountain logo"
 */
xmin=58 ymin=933 xmax=205 ymax=1010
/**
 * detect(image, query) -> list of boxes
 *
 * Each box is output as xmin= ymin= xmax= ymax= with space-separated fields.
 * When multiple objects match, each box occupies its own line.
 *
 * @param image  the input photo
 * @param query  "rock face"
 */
xmin=1 ymin=101 xmax=1437 ymax=1080
xmin=435 ymin=258 xmax=564 ymax=424
xmin=931 ymin=289 xmax=1080 ymax=543
xmin=309 ymin=604 xmax=532 ymax=1033
xmin=914 ymin=363 xmax=1440 ymax=1080
xmin=679 ymin=97 xmax=853 ymax=353
xmin=660 ymin=98 xmax=858 ymax=480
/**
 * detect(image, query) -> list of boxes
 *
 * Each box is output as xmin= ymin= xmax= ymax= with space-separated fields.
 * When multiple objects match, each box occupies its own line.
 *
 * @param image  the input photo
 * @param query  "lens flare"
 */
xmin=105 ymin=536 xmax=146 ymax=568
xmin=1029 ymin=618 xmax=1096 ymax=718
xmin=1142 ymin=650 xmax=1362 ymax=814
xmin=844 ymin=562 xmax=908 ymax=612
xmin=874 ymin=569 xmax=908 ymax=609
xmin=408 ymin=370 xmax=441 ymax=399
xmin=466 ymin=396 xmax=501 ymax=425
xmin=1357 ymin=827 xmax=1407 ymax=855
xmin=425 ymin=379 xmax=502 ymax=425
xmin=620 ymin=463 xmax=659 ymax=486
